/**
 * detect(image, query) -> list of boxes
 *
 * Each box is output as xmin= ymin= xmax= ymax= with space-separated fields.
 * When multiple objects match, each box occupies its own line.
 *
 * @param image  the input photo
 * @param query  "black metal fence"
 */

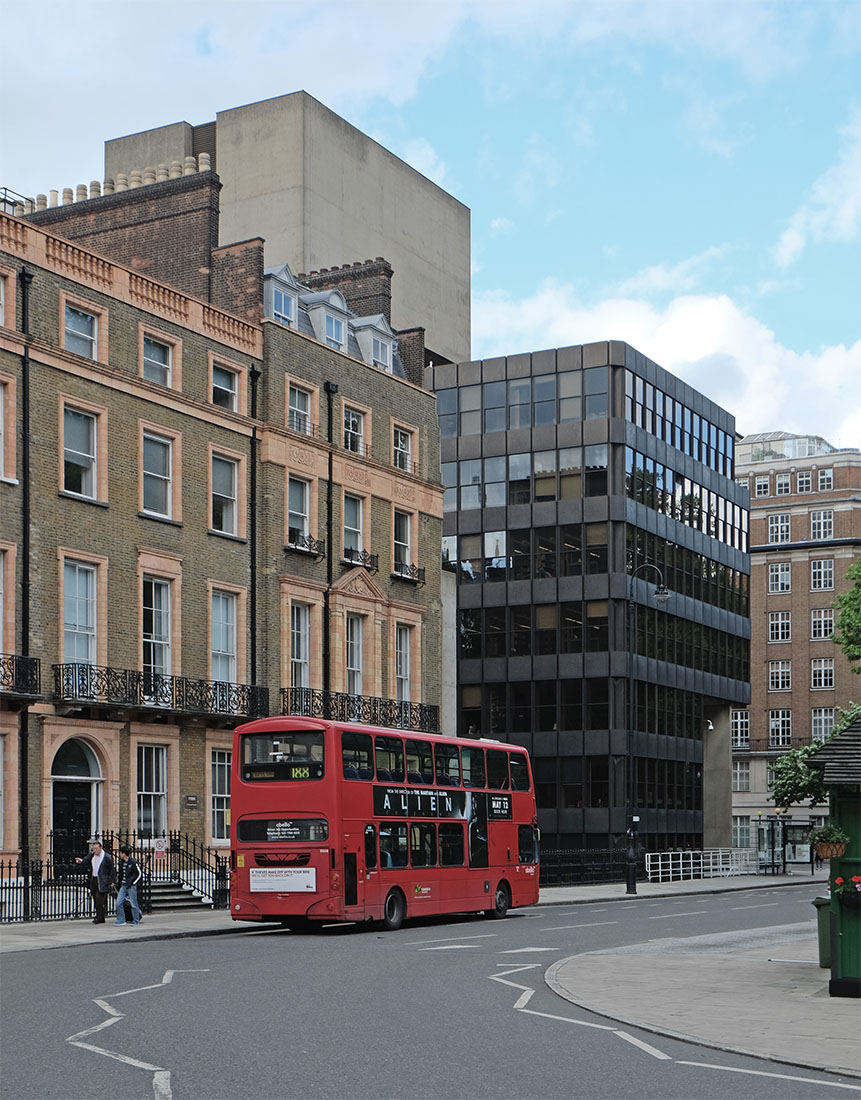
xmin=1 ymin=830 xmax=229 ymax=923
xmin=539 ymin=848 xmax=636 ymax=887
xmin=282 ymin=686 xmax=440 ymax=732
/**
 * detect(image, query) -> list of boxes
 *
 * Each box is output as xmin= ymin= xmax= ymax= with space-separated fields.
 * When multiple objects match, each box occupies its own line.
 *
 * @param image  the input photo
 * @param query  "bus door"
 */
xmin=343 ymin=836 xmax=363 ymax=913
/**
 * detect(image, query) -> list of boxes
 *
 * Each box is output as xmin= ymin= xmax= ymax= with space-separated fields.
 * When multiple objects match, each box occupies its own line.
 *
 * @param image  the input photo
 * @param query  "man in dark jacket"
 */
xmin=114 ymin=845 xmax=143 ymax=926
xmin=75 ymin=840 xmax=116 ymax=924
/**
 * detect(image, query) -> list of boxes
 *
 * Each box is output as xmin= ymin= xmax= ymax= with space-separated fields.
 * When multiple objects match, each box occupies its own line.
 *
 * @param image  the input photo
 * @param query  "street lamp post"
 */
xmin=627 ymin=562 xmax=670 ymax=895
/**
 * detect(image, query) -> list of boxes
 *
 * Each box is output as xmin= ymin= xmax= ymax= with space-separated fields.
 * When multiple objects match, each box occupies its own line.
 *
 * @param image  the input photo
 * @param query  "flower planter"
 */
xmin=837 ymin=890 xmax=861 ymax=910
xmin=815 ymin=841 xmax=848 ymax=860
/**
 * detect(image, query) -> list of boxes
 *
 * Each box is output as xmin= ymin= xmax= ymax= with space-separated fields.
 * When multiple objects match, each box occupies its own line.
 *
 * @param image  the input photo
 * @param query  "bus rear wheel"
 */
xmin=485 ymin=880 xmax=511 ymax=919
xmin=382 ymin=889 xmax=405 ymax=931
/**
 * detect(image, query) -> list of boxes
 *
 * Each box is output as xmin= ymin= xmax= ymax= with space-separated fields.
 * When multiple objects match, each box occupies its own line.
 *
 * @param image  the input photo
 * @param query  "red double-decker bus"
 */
xmin=229 ymin=716 xmax=540 ymax=930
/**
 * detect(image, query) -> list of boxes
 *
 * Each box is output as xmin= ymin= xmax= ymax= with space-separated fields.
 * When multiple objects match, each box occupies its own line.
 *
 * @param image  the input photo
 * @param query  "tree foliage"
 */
xmin=832 ymin=560 xmax=861 ymax=674
xmin=770 ymin=702 xmax=861 ymax=810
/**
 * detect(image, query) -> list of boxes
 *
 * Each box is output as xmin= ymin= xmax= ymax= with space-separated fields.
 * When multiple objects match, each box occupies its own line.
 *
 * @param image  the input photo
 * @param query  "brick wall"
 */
xmin=26 ymin=174 xmax=221 ymax=303
xmin=298 ymin=258 xmax=393 ymax=323
xmin=211 ymin=239 xmax=265 ymax=324
xmin=392 ymin=326 xmax=426 ymax=388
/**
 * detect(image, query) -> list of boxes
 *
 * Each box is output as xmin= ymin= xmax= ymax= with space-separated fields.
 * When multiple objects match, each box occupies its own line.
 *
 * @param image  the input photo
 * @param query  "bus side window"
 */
xmin=380 ymin=823 xmax=408 ymax=867
xmin=509 ymin=753 xmax=531 ymax=791
xmin=439 ymin=823 xmax=465 ymax=866
xmin=375 ymin=735 xmax=405 ymax=784
xmin=518 ymin=825 xmax=538 ymax=864
xmin=405 ymin=739 xmax=433 ymax=784
xmin=410 ymin=823 xmax=437 ymax=867
xmin=364 ymin=825 xmax=377 ymax=870
xmin=462 ymin=747 xmax=485 ymax=788
xmin=487 ymin=749 xmax=509 ymax=790
xmin=342 ymin=730 xmax=374 ymax=780
xmin=434 ymin=743 xmax=461 ymax=786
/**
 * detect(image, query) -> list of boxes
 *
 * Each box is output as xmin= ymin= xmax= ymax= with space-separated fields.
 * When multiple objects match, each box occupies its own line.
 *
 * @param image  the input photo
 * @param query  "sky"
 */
xmin=3 ymin=0 xmax=860 ymax=447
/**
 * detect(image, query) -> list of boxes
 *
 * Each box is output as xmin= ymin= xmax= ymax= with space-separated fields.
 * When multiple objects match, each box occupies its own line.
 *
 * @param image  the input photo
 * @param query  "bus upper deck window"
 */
xmin=375 ymin=736 xmax=405 ymax=784
xmin=487 ymin=749 xmax=510 ymax=790
xmin=462 ymin=747 xmax=486 ymax=788
xmin=342 ymin=730 xmax=373 ymax=780
xmin=405 ymin=739 xmax=433 ymax=784
xmin=509 ymin=753 xmax=530 ymax=791
xmin=434 ymin=743 xmax=461 ymax=786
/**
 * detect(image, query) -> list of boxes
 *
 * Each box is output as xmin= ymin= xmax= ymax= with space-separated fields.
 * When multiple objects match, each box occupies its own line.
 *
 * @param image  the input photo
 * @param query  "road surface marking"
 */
xmin=499 ymin=946 xmax=559 ymax=953
xmin=518 ymin=1008 xmax=616 ymax=1031
xmin=647 ymin=911 xmax=705 ymax=919
xmin=541 ymin=921 xmax=618 ymax=931
xmin=406 ymin=933 xmax=497 ymax=945
xmin=731 ymin=903 xmax=777 ymax=910
xmin=676 ymin=1061 xmax=861 ymax=1091
xmin=420 ymin=944 xmax=479 ymax=950
xmin=66 ymin=969 xmax=210 ymax=1100
xmin=513 ymin=990 xmax=534 ymax=1009
xmin=614 ymin=1031 xmax=671 ymax=1059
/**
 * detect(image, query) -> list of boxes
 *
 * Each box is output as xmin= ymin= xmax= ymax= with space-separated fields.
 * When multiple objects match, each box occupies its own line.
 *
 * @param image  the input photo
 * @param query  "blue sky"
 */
xmin=3 ymin=0 xmax=859 ymax=445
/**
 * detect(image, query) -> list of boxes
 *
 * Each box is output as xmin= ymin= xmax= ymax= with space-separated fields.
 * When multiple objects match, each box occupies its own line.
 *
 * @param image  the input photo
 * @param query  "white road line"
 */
xmin=676 ymin=1061 xmax=861 ymax=1091
xmin=498 ymin=946 xmax=559 ymax=953
xmin=495 ymin=963 xmax=542 ymax=970
xmin=541 ymin=921 xmax=618 ymax=931
xmin=406 ymin=933 xmax=497 ymax=945
xmin=518 ymin=1008 xmax=616 ymax=1031
xmin=731 ymin=903 xmax=778 ymax=910
xmin=647 ymin=911 xmax=705 ymax=919
xmin=613 ymin=1031 xmax=672 ymax=1059
xmin=420 ymin=944 xmax=478 ymax=950
xmin=66 ymin=969 xmax=210 ymax=1100
xmin=513 ymin=990 xmax=534 ymax=1009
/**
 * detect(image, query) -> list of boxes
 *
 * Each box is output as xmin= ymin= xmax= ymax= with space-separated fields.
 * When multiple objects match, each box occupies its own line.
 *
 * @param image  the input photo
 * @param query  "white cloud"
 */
xmin=774 ymin=111 xmax=861 ymax=268
xmin=490 ymin=217 xmax=514 ymax=234
xmin=472 ymin=281 xmax=861 ymax=446
xmin=615 ymin=245 xmax=731 ymax=296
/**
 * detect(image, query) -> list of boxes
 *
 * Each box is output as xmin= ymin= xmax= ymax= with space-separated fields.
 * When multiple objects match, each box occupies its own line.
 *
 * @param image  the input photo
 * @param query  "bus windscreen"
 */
xmin=241 ymin=730 xmax=324 ymax=781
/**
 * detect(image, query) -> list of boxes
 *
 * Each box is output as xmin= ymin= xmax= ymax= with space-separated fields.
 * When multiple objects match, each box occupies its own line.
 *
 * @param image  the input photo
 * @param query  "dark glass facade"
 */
xmin=428 ymin=341 xmax=750 ymax=852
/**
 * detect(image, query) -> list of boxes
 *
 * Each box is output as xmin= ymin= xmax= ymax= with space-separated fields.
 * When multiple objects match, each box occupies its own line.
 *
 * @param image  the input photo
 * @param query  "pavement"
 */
xmin=2 ymin=873 xmax=859 ymax=1080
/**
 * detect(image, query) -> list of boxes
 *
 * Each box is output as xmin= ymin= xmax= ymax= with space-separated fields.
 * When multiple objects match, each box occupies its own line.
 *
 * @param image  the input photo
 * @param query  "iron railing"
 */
xmin=392 ymin=562 xmax=426 ymax=586
xmin=732 ymin=735 xmax=821 ymax=753
xmin=0 ymin=653 xmax=41 ymax=696
xmin=52 ymin=663 xmax=268 ymax=717
xmin=286 ymin=534 xmax=325 ymax=558
xmin=1 ymin=830 xmax=229 ymax=923
xmin=282 ymin=686 xmax=440 ymax=732
xmin=343 ymin=547 xmax=379 ymax=572
xmin=539 ymin=848 xmax=632 ymax=888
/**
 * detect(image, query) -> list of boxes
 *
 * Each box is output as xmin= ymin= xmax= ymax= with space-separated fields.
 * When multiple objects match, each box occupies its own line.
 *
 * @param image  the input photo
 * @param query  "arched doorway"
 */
xmin=51 ymin=739 xmax=103 ymax=871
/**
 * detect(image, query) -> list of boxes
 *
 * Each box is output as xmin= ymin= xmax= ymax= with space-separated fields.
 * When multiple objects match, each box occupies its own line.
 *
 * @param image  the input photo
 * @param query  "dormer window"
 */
xmin=372 ymin=337 xmax=390 ymax=370
xmin=326 ymin=315 xmax=344 ymax=350
xmin=273 ymin=288 xmax=295 ymax=327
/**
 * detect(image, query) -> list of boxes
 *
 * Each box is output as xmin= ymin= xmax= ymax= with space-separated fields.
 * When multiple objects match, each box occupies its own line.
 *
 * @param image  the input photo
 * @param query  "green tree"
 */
xmin=832 ymin=560 xmax=861 ymax=673
xmin=770 ymin=702 xmax=861 ymax=810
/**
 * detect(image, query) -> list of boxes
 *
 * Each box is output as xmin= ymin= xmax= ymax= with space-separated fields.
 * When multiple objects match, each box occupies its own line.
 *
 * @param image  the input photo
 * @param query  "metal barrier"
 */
xmin=539 ymin=848 xmax=632 ymax=887
xmin=1 ymin=830 xmax=229 ymax=923
xmin=645 ymin=848 xmax=757 ymax=882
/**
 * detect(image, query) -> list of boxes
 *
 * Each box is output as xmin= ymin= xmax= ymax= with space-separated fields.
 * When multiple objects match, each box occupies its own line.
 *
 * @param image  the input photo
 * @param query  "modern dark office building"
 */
xmin=426 ymin=340 xmax=750 ymax=852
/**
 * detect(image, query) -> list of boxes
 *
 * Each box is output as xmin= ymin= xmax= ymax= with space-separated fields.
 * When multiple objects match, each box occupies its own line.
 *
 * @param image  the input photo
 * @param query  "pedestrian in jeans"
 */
xmin=75 ymin=840 xmax=116 ymax=924
xmin=114 ymin=844 xmax=143 ymax=926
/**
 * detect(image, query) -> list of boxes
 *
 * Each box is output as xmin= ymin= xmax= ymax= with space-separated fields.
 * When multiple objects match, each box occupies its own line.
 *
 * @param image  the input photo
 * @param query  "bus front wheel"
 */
xmin=486 ymin=880 xmax=511 ymax=919
xmin=382 ymin=889 xmax=406 ymax=931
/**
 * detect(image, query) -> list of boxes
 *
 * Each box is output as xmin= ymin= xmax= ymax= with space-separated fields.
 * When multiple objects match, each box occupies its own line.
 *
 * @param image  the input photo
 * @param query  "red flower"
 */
xmin=852 ymin=876 xmax=861 ymax=884
xmin=834 ymin=877 xmax=844 ymax=885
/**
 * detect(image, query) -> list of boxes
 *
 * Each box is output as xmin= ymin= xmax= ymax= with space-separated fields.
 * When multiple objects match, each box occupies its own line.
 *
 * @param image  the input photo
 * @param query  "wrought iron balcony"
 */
xmin=286 ymin=533 xmax=325 ymax=559
xmin=53 ymin=663 xmax=268 ymax=718
xmin=282 ymin=686 xmax=440 ymax=733
xmin=343 ymin=547 xmax=379 ymax=572
xmin=392 ymin=561 xmax=426 ymax=586
xmin=0 ymin=653 xmax=41 ymax=698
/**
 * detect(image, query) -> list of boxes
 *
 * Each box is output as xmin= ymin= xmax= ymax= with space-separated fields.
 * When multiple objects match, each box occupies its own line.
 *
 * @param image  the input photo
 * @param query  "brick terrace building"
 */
xmin=0 ymin=174 xmax=443 ymax=865
xmin=427 ymin=344 xmax=750 ymax=851
xmin=731 ymin=432 xmax=861 ymax=865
